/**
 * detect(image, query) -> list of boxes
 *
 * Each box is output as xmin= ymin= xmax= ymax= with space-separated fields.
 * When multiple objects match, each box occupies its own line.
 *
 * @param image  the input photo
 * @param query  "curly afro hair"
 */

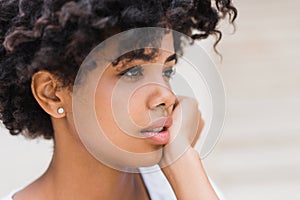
xmin=0 ymin=0 xmax=237 ymax=139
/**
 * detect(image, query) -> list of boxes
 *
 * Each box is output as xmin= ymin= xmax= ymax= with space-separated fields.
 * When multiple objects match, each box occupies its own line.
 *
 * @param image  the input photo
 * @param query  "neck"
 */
xmin=45 ymin=142 xmax=147 ymax=199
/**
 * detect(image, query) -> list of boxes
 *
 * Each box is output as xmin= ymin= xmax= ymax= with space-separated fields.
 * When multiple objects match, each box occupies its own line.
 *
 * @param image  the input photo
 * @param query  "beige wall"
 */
xmin=203 ymin=0 xmax=300 ymax=199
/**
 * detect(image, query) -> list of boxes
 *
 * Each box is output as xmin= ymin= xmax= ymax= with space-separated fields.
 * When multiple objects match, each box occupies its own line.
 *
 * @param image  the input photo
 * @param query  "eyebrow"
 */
xmin=165 ymin=53 xmax=177 ymax=63
xmin=113 ymin=51 xmax=177 ymax=72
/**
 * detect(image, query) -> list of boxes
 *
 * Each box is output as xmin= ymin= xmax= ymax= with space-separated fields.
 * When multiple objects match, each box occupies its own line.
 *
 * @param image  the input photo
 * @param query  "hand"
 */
xmin=159 ymin=96 xmax=204 ymax=168
xmin=159 ymin=96 xmax=218 ymax=200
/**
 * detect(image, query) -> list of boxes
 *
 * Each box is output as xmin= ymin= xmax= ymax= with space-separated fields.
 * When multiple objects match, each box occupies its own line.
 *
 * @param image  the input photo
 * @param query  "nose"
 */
xmin=148 ymin=84 xmax=177 ymax=116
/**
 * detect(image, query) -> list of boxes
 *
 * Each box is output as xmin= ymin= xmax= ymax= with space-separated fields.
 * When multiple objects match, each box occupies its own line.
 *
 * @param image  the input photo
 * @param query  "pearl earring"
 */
xmin=57 ymin=107 xmax=64 ymax=114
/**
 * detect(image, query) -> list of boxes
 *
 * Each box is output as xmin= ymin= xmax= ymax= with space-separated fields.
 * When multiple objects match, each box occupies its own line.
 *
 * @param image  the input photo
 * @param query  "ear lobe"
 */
xmin=31 ymin=71 xmax=65 ymax=118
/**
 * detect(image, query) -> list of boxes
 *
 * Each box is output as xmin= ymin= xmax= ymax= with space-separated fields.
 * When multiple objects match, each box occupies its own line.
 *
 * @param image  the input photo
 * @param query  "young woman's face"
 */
xmin=71 ymin=33 xmax=178 ymax=168
xmin=95 ymin=49 xmax=177 ymax=153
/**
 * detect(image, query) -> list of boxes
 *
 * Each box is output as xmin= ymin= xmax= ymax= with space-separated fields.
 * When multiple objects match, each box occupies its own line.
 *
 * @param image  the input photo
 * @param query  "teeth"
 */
xmin=152 ymin=127 xmax=164 ymax=132
xmin=143 ymin=127 xmax=164 ymax=133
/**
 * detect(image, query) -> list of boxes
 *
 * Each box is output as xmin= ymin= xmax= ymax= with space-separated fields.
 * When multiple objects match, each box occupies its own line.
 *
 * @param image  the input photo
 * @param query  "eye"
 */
xmin=119 ymin=65 xmax=144 ymax=81
xmin=162 ymin=67 xmax=176 ymax=79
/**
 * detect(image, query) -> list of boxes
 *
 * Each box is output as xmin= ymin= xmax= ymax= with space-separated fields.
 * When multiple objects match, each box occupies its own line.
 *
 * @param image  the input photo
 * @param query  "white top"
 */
xmin=1 ymin=165 xmax=225 ymax=200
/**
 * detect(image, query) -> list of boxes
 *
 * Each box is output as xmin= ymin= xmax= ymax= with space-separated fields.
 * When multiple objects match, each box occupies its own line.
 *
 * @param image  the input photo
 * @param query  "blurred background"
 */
xmin=203 ymin=0 xmax=300 ymax=199
xmin=1 ymin=0 xmax=300 ymax=199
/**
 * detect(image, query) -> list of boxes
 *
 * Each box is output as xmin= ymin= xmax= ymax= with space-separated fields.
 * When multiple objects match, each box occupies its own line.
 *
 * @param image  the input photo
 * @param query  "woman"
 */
xmin=0 ymin=0 xmax=237 ymax=199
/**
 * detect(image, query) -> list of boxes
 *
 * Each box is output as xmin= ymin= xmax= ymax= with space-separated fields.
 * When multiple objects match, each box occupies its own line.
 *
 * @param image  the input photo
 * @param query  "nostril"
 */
xmin=151 ymin=103 xmax=168 ymax=117
xmin=156 ymin=102 xmax=176 ymax=116
xmin=167 ymin=103 xmax=175 ymax=114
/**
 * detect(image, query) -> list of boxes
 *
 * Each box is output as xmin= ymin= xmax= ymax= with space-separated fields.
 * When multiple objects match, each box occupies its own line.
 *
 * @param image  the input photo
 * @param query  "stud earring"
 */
xmin=57 ymin=107 xmax=64 ymax=114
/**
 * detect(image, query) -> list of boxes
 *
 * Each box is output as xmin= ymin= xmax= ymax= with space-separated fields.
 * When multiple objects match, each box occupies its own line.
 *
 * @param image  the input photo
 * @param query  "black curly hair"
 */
xmin=0 ymin=0 xmax=237 ymax=139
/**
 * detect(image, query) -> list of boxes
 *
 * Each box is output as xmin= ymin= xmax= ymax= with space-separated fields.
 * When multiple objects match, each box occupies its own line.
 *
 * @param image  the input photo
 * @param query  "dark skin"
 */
xmin=13 ymin=34 xmax=216 ymax=200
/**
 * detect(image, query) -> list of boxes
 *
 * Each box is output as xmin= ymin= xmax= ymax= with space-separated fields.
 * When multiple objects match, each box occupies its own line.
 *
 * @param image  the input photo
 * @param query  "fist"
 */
xmin=159 ymin=96 xmax=204 ymax=167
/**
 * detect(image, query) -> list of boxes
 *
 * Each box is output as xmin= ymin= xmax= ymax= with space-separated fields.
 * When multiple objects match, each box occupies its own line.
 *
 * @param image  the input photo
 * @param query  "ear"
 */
xmin=31 ymin=70 xmax=67 ymax=118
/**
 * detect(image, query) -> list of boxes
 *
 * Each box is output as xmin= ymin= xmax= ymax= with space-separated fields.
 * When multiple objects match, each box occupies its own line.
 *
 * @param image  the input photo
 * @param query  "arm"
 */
xmin=162 ymin=147 xmax=219 ymax=200
xmin=160 ymin=96 xmax=219 ymax=199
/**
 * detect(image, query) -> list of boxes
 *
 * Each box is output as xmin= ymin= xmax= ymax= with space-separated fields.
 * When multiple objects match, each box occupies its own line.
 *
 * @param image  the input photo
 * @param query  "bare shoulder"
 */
xmin=12 ymin=180 xmax=47 ymax=200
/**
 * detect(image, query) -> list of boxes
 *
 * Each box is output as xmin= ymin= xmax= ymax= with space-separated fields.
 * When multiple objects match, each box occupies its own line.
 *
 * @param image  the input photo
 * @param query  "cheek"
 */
xmin=128 ymin=89 xmax=151 ymax=127
xmin=94 ymin=75 xmax=145 ymax=135
xmin=95 ymin=81 xmax=112 ymax=109
xmin=94 ymin=69 xmax=152 ymax=134
xmin=94 ymin=76 xmax=116 ymax=129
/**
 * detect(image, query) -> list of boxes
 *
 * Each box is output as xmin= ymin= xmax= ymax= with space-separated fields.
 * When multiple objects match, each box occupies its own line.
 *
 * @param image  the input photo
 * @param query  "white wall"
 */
xmin=0 ymin=127 xmax=53 ymax=196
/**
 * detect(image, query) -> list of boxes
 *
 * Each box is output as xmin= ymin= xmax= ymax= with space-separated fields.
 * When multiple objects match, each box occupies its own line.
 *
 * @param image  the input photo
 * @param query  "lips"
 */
xmin=141 ymin=117 xmax=172 ymax=133
xmin=140 ymin=117 xmax=172 ymax=145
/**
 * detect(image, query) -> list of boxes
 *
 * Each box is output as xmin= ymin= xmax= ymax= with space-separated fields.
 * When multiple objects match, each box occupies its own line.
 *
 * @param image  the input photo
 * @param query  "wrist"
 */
xmin=161 ymin=147 xmax=202 ymax=176
xmin=161 ymin=147 xmax=219 ymax=200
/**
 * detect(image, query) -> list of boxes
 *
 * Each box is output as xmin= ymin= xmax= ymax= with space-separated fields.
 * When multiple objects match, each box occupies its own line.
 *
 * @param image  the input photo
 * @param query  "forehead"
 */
xmin=117 ymin=31 xmax=175 ymax=56
xmin=82 ymin=32 xmax=176 ymax=70
xmin=109 ymin=32 xmax=176 ymax=67
xmin=160 ymin=32 xmax=175 ymax=52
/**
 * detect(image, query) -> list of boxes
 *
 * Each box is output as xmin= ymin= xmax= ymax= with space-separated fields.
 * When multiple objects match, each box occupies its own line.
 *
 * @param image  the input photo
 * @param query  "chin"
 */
xmin=109 ymin=148 xmax=164 ymax=172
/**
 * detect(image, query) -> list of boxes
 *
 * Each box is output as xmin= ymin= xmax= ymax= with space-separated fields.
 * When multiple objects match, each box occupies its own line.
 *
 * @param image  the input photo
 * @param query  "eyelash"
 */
xmin=119 ymin=65 xmax=144 ymax=80
xmin=119 ymin=66 xmax=176 ymax=80
xmin=162 ymin=67 xmax=176 ymax=79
